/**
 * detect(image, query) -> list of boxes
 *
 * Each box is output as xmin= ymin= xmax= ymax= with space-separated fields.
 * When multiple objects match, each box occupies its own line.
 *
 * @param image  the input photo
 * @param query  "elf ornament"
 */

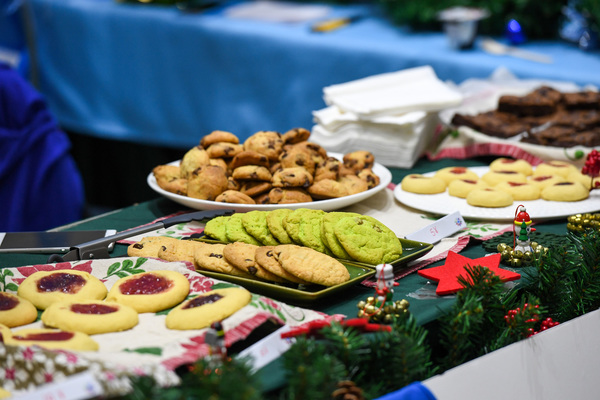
xmin=357 ymin=264 xmax=409 ymax=324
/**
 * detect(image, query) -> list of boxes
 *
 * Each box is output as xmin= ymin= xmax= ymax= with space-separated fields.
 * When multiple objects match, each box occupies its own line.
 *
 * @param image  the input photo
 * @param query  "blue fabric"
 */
xmin=0 ymin=63 xmax=84 ymax=231
xmin=375 ymin=382 xmax=437 ymax=400
xmin=25 ymin=0 xmax=600 ymax=147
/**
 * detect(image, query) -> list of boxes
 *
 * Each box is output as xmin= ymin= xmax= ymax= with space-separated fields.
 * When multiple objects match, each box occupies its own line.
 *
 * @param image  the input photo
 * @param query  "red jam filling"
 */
xmin=71 ymin=303 xmax=118 ymax=314
xmin=13 ymin=331 xmax=74 ymax=341
xmin=533 ymin=176 xmax=552 ymax=181
xmin=450 ymin=167 xmax=467 ymax=174
xmin=508 ymin=182 xmax=526 ymax=187
xmin=556 ymin=182 xmax=573 ymax=186
xmin=37 ymin=273 xmax=86 ymax=294
xmin=0 ymin=293 xmax=18 ymax=311
xmin=501 ymin=159 xmax=516 ymax=164
xmin=119 ymin=274 xmax=173 ymax=295
xmin=462 ymin=179 xmax=477 ymax=184
xmin=183 ymin=293 xmax=223 ymax=309
xmin=498 ymin=171 xmax=517 ymax=175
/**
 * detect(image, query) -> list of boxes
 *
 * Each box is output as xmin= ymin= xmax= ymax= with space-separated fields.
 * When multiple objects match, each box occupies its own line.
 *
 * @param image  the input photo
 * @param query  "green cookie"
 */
xmin=225 ymin=213 xmax=262 ymax=246
xmin=241 ymin=211 xmax=279 ymax=246
xmin=334 ymin=215 xmax=402 ymax=264
xmin=298 ymin=210 xmax=331 ymax=254
xmin=321 ymin=212 xmax=356 ymax=259
xmin=204 ymin=215 xmax=230 ymax=242
xmin=282 ymin=208 xmax=311 ymax=244
xmin=266 ymin=209 xmax=294 ymax=244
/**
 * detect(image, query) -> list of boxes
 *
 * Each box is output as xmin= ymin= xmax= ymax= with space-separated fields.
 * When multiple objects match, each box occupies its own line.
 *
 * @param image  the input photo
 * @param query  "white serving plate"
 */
xmin=148 ymin=153 xmax=392 ymax=212
xmin=394 ymin=166 xmax=600 ymax=221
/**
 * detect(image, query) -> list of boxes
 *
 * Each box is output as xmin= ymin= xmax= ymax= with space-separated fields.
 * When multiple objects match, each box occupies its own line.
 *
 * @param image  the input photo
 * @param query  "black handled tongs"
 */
xmin=49 ymin=209 xmax=233 ymax=263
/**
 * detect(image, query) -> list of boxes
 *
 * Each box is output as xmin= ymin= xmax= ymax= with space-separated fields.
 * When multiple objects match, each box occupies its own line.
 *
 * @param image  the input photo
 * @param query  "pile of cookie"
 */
xmin=203 ymin=209 xmax=403 ymax=265
xmin=128 ymin=236 xmax=351 ymax=287
xmin=451 ymin=86 xmax=600 ymax=148
xmin=401 ymin=158 xmax=595 ymax=208
xmin=152 ymin=128 xmax=380 ymax=204
xmin=1 ymin=269 xmax=252 ymax=351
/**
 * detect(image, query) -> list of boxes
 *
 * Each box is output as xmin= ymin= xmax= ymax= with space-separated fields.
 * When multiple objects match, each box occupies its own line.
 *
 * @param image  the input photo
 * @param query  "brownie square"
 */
xmin=563 ymin=91 xmax=600 ymax=110
xmin=498 ymin=86 xmax=562 ymax=116
xmin=553 ymin=110 xmax=600 ymax=130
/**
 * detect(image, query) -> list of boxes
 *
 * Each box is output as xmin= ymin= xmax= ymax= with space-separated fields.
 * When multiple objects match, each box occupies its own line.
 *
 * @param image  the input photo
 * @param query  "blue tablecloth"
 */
xmin=26 ymin=0 xmax=600 ymax=147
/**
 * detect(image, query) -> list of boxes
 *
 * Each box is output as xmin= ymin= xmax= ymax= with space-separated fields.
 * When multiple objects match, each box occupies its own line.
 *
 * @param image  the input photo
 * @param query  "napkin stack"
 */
xmin=311 ymin=66 xmax=463 ymax=168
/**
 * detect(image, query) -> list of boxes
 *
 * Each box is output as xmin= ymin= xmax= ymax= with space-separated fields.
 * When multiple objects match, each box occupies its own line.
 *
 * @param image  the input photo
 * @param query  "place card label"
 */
xmin=237 ymin=325 xmax=295 ymax=372
xmin=15 ymin=372 xmax=103 ymax=400
xmin=405 ymin=211 xmax=466 ymax=244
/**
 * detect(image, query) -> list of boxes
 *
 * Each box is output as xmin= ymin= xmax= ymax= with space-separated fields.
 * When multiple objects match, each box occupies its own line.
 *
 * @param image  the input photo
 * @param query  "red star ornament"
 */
xmin=418 ymin=251 xmax=520 ymax=296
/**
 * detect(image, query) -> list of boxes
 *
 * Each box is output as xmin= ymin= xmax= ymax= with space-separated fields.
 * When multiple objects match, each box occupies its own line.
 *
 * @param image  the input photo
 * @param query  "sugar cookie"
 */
xmin=527 ymin=174 xmax=566 ymax=190
xmin=495 ymin=181 xmax=541 ymax=201
xmin=489 ymin=158 xmax=533 ymax=176
xmin=481 ymin=170 xmax=527 ymax=186
xmin=0 ymin=292 xmax=37 ymax=327
xmin=18 ymin=270 xmax=108 ymax=310
xmin=533 ymin=161 xmax=578 ymax=178
xmin=41 ymin=300 xmax=138 ymax=335
xmin=106 ymin=270 xmax=190 ymax=313
xmin=447 ymin=179 xmax=488 ymax=199
xmin=6 ymin=327 xmax=99 ymax=351
xmin=166 ymin=288 xmax=251 ymax=330
xmin=541 ymin=181 xmax=589 ymax=202
xmin=434 ymin=166 xmax=479 ymax=184
xmin=401 ymin=174 xmax=446 ymax=194
xmin=466 ymin=188 xmax=513 ymax=208
xmin=567 ymin=170 xmax=600 ymax=189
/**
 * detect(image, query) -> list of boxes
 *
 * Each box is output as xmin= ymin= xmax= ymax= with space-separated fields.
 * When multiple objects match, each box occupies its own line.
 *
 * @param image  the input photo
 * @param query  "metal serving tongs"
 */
xmin=48 ymin=209 xmax=234 ymax=263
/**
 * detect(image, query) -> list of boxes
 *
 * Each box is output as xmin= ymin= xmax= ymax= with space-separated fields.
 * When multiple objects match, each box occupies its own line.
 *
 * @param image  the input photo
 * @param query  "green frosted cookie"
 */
xmin=334 ymin=215 xmax=402 ymax=264
xmin=282 ymin=208 xmax=311 ymax=244
xmin=241 ymin=211 xmax=279 ymax=246
xmin=321 ymin=212 xmax=356 ymax=260
xmin=266 ymin=209 xmax=294 ymax=244
xmin=204 ymin=216 xmax=230 ymax=242
xmin=225 ymin=213 xmax=262 ymax=246
xmin=298 ymin=210 xmax=330 ymax=254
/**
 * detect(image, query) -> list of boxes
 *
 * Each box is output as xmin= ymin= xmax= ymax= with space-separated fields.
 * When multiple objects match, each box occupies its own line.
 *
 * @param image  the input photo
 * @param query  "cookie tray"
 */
xmin=191 ymin=237 xmax=433 ymax=304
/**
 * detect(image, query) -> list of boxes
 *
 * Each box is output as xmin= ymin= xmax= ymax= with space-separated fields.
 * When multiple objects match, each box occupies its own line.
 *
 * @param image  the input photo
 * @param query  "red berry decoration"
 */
xmin=582 ymin=149 xmax=600 ymax=190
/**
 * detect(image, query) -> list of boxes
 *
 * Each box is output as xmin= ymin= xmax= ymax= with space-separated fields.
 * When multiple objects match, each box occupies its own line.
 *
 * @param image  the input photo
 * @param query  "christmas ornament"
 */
xmin=582 ymin=149 xmax=600 ymax=190
xmin=356 ymin=264 xmax=410 ymax=324
xmin=332 ymin=380 xmax=365 ymax=400
xmin=567 ymin=213 xmax=600 ymax=233
xmin=280 ymin=318 xmax=391 ymax=339
xmin=418 ymin=251 xmax=520 ymax=295
xmin=505 ymin=18 xmax=526 ymax=45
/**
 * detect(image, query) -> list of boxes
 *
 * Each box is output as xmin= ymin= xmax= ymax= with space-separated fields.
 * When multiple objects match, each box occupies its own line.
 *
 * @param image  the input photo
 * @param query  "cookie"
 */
xmin=106 ymin=270 xmax=190 ymax=313
xmin=241 ymin=211 xmax=280 ymax=246
xmin=448 ymin=179 xmax=488 ymax=199
xmin=0 ymin=292 xmax=37 ymax=328
xmin=297 ymin=209 xmax=329 ymax=254
xmin=158 ymin=238 xmax=205 ymax=265
xmin=166 ymin=288 xmax=252 ymax=330
xmin=255 ymin=246 xmax=307 ymax=284
xmin=7 ymin=328 xmax=99 ymax=351
xmin=434 ymin=166 xmax=479 ymax=185
xmin=206 ymin=142 xmax=244 ymax=159
xmin=272 ymin=167 xmax=313 ymax=188
xmin=203 ymin=216 xmax=231 ymax=242
xmin=153 ymin=165 xmax=188 ymax=195
xmin=187 ymin=165 xmax=228 ymax=200
xmin=274 ymin=244 xmax=350 ymax=286
xmin=533 ymin=161 xmax=578 ymax=178
xmin=495 ymin=181 xmax=541 ymax=201
xmin=223 ymin=242 xmax=284 ymax=281
xmin=232 ymin=165 xmax=273 ymax=182
xmin=567 ymin=170 xmax=600 ymax=189
xmin=282 ymin=127 xmax=311 ymax=145
xmin=215 ymin=190 xmax=256 ymax=204
xmin=314 ymin=157 xmax=340 ymax=182
xmin=339 ymin=175 xmax=369 ymax=195
xmin=239 ymin=181 xmax=272 ymax=197
xmin=265 ymin=209 xmax=294 ymax=244
xmin=481 ymin=170 xmax=527 ymax=186
xmin=333 ymin=215 xmax=402 ymax=264
xmin=342 ymin=150 xmax=375 ymax=172
xmin=268 ymin=188 xmax=313 ymax=204
xmin=541 ymin=181 xmax=589 ymax=201
xmin=321 ymin=212 xmax=355 ymax=259
xmin=209 ymin=157 xmax=228 ymax=172
xmin=358 ymin=168 xmax=381 ymax=189
xmin=230 ymin=150 xmax=271 ymax=170
xmin=41 ymin=300 xmax=139 ymax=335
xmin=243 ymin=131 xmax=284 ymax=161
xmin=225 ymin=213 xmax=262 ymax=245
xmin=227 ymin=177 xmax=241 ymax=191
xmin=401 ymin=174 xmax=447 ymax=194
xmin=466 ymin=188 xmax=513 ymax=208
xmin=18 ymin=270 xmax=108 ymax=310
xmin=127 ymin=236 xmax=181 ymax=258
xmin=527 ymin=174 xmax=566 ymax=190
xmin=279 ymin=146 xmax=318 ymax=175
xmin=180 ymin=146 xmax=210 ymax=179
xmin=193 ymin=242 xmax=253 ymax=277
xmin=200 ymin=130 xmax=239 ymax=148
xmin=308 ymin=179 xmax=349 ymax=199
xmin=489 ymin=158 xmax=533 ymax=176
xmin=282 ymin=208 xmax=310 ymax=244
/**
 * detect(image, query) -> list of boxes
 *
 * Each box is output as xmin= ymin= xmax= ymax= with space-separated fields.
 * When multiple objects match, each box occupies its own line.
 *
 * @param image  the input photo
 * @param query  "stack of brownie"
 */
xmin=451 ymin=86 xmax=600 ymax=148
